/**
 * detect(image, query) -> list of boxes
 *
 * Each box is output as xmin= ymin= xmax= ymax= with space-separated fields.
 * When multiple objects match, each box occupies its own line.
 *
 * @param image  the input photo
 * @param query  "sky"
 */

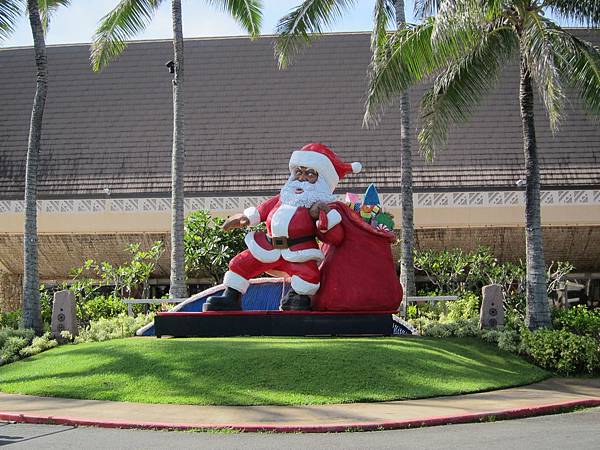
xmin=2 ymin=0 xmax=421 ymax=48
xmin=1 ymin=0 xmax=577 ymax=48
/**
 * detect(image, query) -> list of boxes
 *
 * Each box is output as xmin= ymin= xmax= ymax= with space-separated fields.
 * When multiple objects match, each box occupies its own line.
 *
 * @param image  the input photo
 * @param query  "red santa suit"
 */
xmin=223 ymin=194 xmax=344 ymax=296
xmin=221 ymin=142 xmax=362 ymax=297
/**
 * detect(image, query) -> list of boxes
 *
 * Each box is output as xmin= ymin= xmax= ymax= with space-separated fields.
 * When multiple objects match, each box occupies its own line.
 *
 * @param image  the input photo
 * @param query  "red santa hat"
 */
xmin=289 ymin=143 xmax=362 ymax=192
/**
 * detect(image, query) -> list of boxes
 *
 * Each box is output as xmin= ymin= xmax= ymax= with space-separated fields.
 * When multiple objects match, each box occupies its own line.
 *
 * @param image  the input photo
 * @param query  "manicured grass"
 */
xmin=0 ymin=337 xmax=548 ymax=406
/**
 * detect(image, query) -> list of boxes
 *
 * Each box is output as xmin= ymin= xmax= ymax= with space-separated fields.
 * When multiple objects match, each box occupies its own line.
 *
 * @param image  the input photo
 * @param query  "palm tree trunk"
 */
xmin=22 ymin=1 xmax=47 ymax=334
xmin=169 ymin=0 xmax=187 ymax=299
xmin=395 ymin=0 xmax=416 ymax=298
xmin=519 ymin=54 xmax=550 ymax=330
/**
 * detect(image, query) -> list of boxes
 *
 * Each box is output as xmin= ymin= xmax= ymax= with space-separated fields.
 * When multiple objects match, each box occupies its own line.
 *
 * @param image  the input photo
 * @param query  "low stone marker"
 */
xmin=480 ymin=284 xmax=505 ymax=329
xmin=51 ymin=290 xmax=78 ymax=340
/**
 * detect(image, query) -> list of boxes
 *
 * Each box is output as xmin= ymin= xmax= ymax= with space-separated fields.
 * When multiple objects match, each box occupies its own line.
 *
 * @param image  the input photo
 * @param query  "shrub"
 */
xmin=422 ymin=318 xmax=480 ymax=338
xmin=43 ymin=241 xmax=165 ymax=325
xmin=0 ymin=310 xmax=22 ymax=329
xmin=0 ymin=337 xmax=30 ymax=364
xmin=413 ymin=247 xmax=573 ymax=322
xmin=83 ymin=295 xmax=127 ymax=322
xmin=74 ymin=313 xmax=153 ymax=344
xmin=0 ymin=328 xmax=34 ymax=349
xmin=552 ymin=306 xmax=600 ymax=339
xmin=521 ymin=328 xmax=600 ymax=375
xmin=496 ymin=328 xmax=523 ymax=354
xmin=0 ymin=328 xmax=35 ymax=365
xmin=406 ymin=291 xmax=451 ymax=322
xmin=480 ymin=328 xmax=502 ymax=344
xmin=184 ymin=210 xmax=253 ymax=284
xmin=39 ymin=285 xmax=54 ymax=327
xmin=445 ymin=292 xmax=481 ymax=322
xmin=19 ymin=333 xmax=58 ymax=357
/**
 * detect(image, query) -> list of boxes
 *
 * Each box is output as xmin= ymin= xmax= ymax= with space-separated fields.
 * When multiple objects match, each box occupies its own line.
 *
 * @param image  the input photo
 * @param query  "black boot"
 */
xmin=203 ymin=287 xmax=242 ymax=311
xmin=280 ymin=289 xmax=311 ymax=311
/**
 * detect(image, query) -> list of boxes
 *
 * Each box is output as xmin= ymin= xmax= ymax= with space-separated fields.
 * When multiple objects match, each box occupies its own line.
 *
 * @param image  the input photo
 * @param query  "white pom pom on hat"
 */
xmin=289 ymin=142 xmax=363 ymax=192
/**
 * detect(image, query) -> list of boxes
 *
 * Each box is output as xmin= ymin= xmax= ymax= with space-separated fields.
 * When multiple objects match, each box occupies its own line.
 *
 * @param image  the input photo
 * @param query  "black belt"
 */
xmin=266 ymin=235 xmax=316 ymax=249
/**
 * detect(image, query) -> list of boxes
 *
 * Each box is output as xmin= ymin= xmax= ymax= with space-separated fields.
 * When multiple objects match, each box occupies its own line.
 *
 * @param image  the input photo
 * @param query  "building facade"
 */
xmin=1 ymin=32 xmax=599 ymax=310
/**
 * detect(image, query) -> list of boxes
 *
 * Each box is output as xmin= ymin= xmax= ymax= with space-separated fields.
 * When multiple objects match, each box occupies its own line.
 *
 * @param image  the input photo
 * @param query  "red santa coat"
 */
xmin=243 ymin=195 xmax=344 ymax=264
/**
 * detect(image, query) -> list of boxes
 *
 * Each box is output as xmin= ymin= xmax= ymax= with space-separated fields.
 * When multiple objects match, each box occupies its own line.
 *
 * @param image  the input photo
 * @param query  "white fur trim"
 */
xmin=243 ymin=206 xmax=261 ymax=226
xmin=291 ymin=275 xmax=320 ymax=295
xmin=281 ymin=247 xmax=325 ymax=263
xmin=245 ymin=232 xmax=280 ymax=263
xmin=351 ymin=162 xmax=362 ymax=173
xmin=271 ymin=204 xmax=297 ymax=237
xmin=316 ymin=209 xmax=342 ymax=232
xmin=290 ymin=150 xmax=339 ymax=192
xmin=223 ymin=271 xmax=250 ymax=294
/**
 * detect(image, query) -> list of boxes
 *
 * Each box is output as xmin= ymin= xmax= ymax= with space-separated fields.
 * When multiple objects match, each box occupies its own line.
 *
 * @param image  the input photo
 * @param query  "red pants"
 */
xmin=228 ymin=249 xmax=320 ymax=294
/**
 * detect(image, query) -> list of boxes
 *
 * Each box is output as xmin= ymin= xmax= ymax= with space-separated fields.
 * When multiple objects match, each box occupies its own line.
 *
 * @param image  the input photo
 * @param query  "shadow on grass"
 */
xmin=0 ymin=337 xmax=549 ymax=406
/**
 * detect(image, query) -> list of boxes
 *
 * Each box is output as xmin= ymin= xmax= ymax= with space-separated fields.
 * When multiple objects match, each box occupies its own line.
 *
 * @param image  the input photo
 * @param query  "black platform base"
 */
xmin=155 ymin=311 xmax=395 ymax=337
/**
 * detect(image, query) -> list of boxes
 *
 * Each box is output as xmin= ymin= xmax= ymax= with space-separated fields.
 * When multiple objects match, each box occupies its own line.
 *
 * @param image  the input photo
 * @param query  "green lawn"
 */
xmin=0 ymin=337 xmax=548 ymax=406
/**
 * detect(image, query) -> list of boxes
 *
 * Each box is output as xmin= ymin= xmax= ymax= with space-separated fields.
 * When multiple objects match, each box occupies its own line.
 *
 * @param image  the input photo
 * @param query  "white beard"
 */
xmin=279 ymin=176 xmax=336 ymax=208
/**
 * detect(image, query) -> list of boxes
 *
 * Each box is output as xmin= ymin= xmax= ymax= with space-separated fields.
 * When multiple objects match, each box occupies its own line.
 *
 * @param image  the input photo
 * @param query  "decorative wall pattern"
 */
xmin=0 ymin=190 xmax=599 ymax=215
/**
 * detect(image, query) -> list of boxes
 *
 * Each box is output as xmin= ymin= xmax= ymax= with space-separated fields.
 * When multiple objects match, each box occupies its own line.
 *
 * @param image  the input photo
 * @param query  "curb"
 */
xmin=2 ymin=398 xmax=600 ymax=433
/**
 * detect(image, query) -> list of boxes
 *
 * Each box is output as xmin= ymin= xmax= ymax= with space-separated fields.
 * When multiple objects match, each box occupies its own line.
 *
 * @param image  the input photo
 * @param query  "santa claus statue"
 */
xmin=203 ymin=143 xmax=362 ymax=311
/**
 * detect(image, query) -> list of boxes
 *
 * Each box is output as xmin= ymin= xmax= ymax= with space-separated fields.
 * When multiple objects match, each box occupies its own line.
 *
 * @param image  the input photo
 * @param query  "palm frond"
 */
xmin=365 ymin=19 xmax=441 ymax=126
xmin=418 ymin=26 xmax=517 ymax=160
xmin=521 ymin=12 xmax=565 ymax=131
xmin=371 ymin=0 xmax=394 ymax=62
xmin=546 ymin=0 xmax=600 ymax=28
xmin=551 ymin=29 xmax=600 ymax=115
xmin=274 ymin=0 xmax=356 ymax=69
xmin=91 ymin=0 xmax=164 ymax=72
xmin=414 ymin=0 xmax=449 ymax=19
xmin=365 ymin=12 xmax=499 ymax=127
xmin=0 ymin=0 xmax=22 ymax=42
xmin=430 ymin=0 xmax=493 ymax=61
xmin=207 ymin=0 xmax=262 ymax=37
xmin=38 ymin=0 xmax=71 ymax=35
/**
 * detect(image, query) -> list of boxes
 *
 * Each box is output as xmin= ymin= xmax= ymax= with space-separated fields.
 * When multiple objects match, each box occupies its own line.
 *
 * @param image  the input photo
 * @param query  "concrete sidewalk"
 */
xmin=1 ymin=378 xmax=599 ymax=432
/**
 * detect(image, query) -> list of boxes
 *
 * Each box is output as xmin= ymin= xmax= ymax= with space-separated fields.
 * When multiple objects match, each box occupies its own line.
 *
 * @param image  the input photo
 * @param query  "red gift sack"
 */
xmin=312 ymin=203 xmax=403 ymax=311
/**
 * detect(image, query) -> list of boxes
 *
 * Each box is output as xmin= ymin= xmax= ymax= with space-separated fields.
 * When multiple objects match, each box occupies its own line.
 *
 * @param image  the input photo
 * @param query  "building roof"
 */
xmin=1 ymin=31 xmax=599 ymax=200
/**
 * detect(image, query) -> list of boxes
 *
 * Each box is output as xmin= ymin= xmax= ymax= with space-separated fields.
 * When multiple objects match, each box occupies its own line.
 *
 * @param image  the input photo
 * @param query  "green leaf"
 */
xmin=546 ymin=0 xmax=600 ymax=28
xmin=91 ymin=0 xmax=164 ymax=71
xmin=550 ymin=28 xmax=600 ymax=115
xmin=38 ymin=0 xmax=71 ymax=35
xmin=371 ymin=0 xmax=395 ymax=57
xmin=520 ymin=12 xmax=565 ymax=132
xmin=0 ymin=0 xmax=22 ymax=42
xmin=364 ymin=19 xmax=438 ymax=126
xmin=418 ymin=25 xmax=516 ymax=159
xmin=207 ymin=0 xmax=263 ymax=37
xmin=274 ymin=0 xmax=357 ymax=69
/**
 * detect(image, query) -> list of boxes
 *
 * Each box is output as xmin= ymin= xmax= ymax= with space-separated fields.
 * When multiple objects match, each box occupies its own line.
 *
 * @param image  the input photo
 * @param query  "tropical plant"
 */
xmin=184 ymin=210 xmax=249 ymax=284
xmin=91 ymin=0 xmax=263 ymax=300
xmin=365 ymin=0 xmax=600 ymax=329
xmin=60 ymin=241 xmax=164 ymax=323
xmin=553 ymin=305 xmax=600 ymax=340
xmin=0 ymin=0 xmax=72 ymax=334
xmin=274 ymin=0 xmax=417 ymax=298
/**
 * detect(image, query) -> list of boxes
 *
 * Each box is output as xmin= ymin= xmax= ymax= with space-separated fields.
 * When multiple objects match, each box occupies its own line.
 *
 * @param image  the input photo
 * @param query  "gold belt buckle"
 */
xmin=271 ymin=236 xmax=288 ymax=249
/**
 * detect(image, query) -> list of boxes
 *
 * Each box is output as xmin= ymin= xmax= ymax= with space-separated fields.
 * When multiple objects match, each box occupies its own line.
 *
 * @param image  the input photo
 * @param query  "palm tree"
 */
xmin=275 ymin=0 xmax=417 ymax=299
xmin=365 ymin=0 xmax=600 ymax=329
xmin=91 ymin=0 xmax=262 ymax=299
xmin=1 ymin=0 xmax=71 ymax=334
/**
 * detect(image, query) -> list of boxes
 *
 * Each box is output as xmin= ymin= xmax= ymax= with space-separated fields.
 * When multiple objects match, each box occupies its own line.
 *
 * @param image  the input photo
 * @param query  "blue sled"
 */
xmin=136 ymin=278 xmax=290 ymax=336
xmin=137 ymin=277 xmax=416 ymax=336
